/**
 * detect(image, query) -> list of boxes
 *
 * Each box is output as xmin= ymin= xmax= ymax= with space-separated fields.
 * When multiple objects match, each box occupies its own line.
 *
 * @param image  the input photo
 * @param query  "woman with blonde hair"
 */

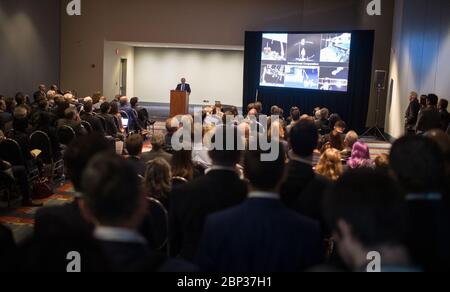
xmin=144 ymin=158 xmax=172 ymax=209
xmin=316 ymin=148 xmax=344 ymax=181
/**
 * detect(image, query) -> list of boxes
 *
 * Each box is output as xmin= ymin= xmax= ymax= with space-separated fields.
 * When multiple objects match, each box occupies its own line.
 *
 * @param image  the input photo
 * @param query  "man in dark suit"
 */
xmin=281 ymin=120 xmax=331 ymax=226
xmin=438 ymin=98 xmax=450 ymax=131
xmin=170 ymin=125 xmax=247 ymax=260
xmin=79 ymin=153 xmax=195 ymax=272
xmin=416 ymin=94 xmax=442 ymax=134
xmin=56 ymin=107 xmax=88 ymax=136
xmin=0 ymin=100 xmax=12 ymax=132
xmin=141 ymin=133 xmax=172 ymax=164
xmin=196 ymin=146 xmax=324 ymax=272
xmin=405 ymin=91 xmax=421 ymax=135
xmin=80 ymin=101 xmax=105 ymax=135
xmin=176 ymin=78 xmax=192 ymax=94
xmin=125 ymin=133 xmax=146 ymax=177
xmin=33 ymin=84 xmax=47 ymax=102
xmin=98 ymin=101 xmax=122 ymax=139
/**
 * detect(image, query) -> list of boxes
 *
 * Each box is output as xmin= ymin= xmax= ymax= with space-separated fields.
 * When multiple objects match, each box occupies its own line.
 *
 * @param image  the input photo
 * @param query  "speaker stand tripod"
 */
xmin=362 ymin=85 xmax=389 ymax=142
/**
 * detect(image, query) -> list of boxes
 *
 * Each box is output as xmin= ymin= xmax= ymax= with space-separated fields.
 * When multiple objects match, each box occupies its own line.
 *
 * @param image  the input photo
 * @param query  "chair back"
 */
xmin=57 ymin=125 xmax=76 ymax=145
xmin=96 ymin=115 xmax=107 ymax=132
xmin=0 ymin=138 xmax=26 ymax=167
xmin=146 ymin=197 xmax=169 ymax=252
xmin=30 ymin=131 xmax=53 ymax=163
xmin=80 ymin=120 xmax=93 ymax=134
xmin=171 ymin=176 xmax=189 ymax=186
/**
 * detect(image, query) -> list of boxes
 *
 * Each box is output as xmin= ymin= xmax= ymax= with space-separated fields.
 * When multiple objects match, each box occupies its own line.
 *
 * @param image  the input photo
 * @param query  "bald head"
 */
xmin=119 ymin=96 xmax=128 ymax=107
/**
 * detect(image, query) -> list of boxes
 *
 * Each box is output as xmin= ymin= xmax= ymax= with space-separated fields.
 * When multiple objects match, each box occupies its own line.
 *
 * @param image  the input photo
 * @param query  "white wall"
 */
xmin=134 ymin=47 xmax=244 ymax=106
xmin=103 ymin=42 xmax=135 ymax=100
xmin=386 ymin=0 xmax=450 ymax=138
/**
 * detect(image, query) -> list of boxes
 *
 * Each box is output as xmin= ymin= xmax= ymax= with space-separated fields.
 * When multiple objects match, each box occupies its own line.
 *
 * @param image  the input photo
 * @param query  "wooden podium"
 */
xmin=170 ymin=90 xmax=189 ymax=117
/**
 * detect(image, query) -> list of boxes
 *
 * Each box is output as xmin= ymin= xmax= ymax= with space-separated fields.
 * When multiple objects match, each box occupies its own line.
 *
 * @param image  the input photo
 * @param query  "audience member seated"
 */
xmin=33 ymin=111 xmax=61 ymax=160
xmin=0 ymin=159 xmax=37 ymax=206
xmin=438 ymin=98 xmax=450 ymax=131
xmin=56 ymin=107 xmax=88 ymax=136
xmin=98 ymin=102 xmax=120 ymax=138
xmin=196 ymin=146 xmax=324 ymax=272
xmin=316 ymin=148 xmax=344 ymax=181
xmin=169 ymin=125 xmax=247 ymax=260
xmin=144 ymin=158 xmax=172 ymax=209
xmin=315 ymin=108 xmax=331 ymax=135
xmin=141 ymin=133 xmax=172 ymax=164
xmin=171 ymin=149 xmax=200 ymax=182
xmin=374 ymin=153 xmax=390 ymax=173
xmin=324 ymin=120 xmax=346 ymax=151
xmin=109 ymin=101 xmax=125 ymax=134
xmin=80 ymin=101 xmax=105 ymax=135
xmin=125 ymin=134 xmax=146 ymax=177
xmin=416 ymin=94 xmax=441 ymax=134
xmin=323 ymin=169 xmax=418 ymax=272
xmin=281 ymin=120 xmax=331 ymax=224
xmin=7 ymin=108 xmax=34 ymax=165
xmin=390 ymin=135 xmax=450 ymax=271
xmin=341 ymin=131 xmax=359 ymax=161
xmin=79 ymin=153 xmax=195 ymax=272
xmin=120 ymin=96 xmax=143 ymax=133
xmin=0 ymin=99 xmax=13 ymax=132
xmin=347 ymin=141 xmax=374 ymax=169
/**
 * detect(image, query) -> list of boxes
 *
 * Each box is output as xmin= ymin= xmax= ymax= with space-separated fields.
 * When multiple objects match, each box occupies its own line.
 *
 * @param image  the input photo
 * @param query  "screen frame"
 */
xmin=258 ymin=30 xmax=354 ymax=94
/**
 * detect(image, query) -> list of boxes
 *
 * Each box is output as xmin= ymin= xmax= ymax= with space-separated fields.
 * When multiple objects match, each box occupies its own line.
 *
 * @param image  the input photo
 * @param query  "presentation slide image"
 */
xmin=260 ymin=64 xmax=286 ymax=87
xmin=319 ymin=66 xmax=349 ymax=80
xmin=319 ymin=78 xmax=348 ymax=92
xmin=284 ymin=66 xmax=319 ymax=89
xmin=320 ymin=33 xmax=352 ymax=63
xmin=287 ymin=34 xmax=321 ymax=63
xmin=262 ymin=33 xmax=288 ymax=61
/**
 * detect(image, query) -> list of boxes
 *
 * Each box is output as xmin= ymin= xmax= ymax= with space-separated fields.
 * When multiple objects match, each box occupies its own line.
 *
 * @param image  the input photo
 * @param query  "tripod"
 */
xmin=362 ymin=85 xmax=389 ymax=142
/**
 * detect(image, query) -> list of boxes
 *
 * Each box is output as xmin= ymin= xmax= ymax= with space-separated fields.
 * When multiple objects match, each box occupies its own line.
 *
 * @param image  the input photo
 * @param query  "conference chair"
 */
xmin=80 ymin=121 xmax=93 ymax=134
xmin=171 ymin=176 xmax=189 ymax=186
xmin=0 ymin=138 xmax=39 ymax=182
xmin=30 ymin=131 xmax=64 ymax=183
xmin=57 ymin=125 xmax=76 ymax=146
xmin=146 ymin=197 xmax=169 ymax=255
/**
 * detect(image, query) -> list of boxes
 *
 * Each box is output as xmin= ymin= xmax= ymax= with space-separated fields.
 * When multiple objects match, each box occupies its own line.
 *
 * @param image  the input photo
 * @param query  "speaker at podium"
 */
xmin=170 ymin=90 xmax=190 ymax=117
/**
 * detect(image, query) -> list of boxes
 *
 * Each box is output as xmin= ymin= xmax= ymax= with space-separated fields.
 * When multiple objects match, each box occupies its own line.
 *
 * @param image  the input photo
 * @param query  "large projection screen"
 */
xmin=260 ymin=32 xmax=352 ymax=92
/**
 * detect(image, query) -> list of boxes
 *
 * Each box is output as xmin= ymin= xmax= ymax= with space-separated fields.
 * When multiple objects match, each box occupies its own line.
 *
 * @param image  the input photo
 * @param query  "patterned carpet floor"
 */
xmin=0 ymin=182 xmax=76 ymax=244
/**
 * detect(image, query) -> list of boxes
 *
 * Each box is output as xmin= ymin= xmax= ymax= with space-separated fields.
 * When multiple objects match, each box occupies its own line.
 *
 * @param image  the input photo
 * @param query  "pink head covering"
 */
xmin=348 ymin=141 xmax=373 ymax=169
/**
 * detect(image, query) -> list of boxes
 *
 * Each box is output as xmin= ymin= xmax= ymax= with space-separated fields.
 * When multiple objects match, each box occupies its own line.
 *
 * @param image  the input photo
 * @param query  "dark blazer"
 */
xmin=0 ymin=111 xmax=13 ymax=131
xmin=281 ymin=160 xmax=331 ymax=226
xmin=34 ymin=201 xmax=94 ymax=240
xmin=80 ymin=112 xmax=105 ymax=135
xmin=140 ymin=148 xmax=173 ymax=164
xmin=98 ymin=113 xmax=119 ymax=137
xmin=416 ymin=106 xmax=441 ymax=133
xmin=169 ymin=169 xmax=247 ymax=260
xmin=405 ymin=98 xmax=421 ymax=130
xmin=196 ymin=198 xmax=324 ymax=272
xmin=127 ymin=156 xmax=146 ymax=177
xmin=176 ymin=83 xmax=192 ymax=94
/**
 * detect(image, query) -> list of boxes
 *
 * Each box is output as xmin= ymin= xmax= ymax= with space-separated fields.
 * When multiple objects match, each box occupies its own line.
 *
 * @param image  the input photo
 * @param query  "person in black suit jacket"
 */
xmin=125 ymin=133 xmax=146 ymax=177
xmin=80 ymin=101 xmax=105 ymax=135
xmin=405 ymin=91 xmax=421 ymax=135
xmin=79 ymin=153 xmax=195 ymax=272
xmin=196 ymin=146 xmax=324 ymax=272
xmin=416 ymin=94 xmax=442 ymax=134
xmin=169 ymin=125 xmax=247 ymax=260
xmin=281 ymin=120 xmax=331 ymax=226
xmin=176 ymin=78 xmax=192 ymax=94
xmin=98 ymin=101 xmax=122 ymax=138
xmin=438 ymin=99 xmax=450 ymax=131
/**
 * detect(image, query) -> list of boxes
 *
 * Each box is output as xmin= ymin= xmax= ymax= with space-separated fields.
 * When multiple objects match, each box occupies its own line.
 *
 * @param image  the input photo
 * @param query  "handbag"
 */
xmin=32 ymin=177 xmax=53 ymax=199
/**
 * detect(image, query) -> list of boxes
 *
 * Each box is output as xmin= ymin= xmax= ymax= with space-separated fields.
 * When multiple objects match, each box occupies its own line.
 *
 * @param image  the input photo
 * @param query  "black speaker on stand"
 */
xmin=362 ymin=70 xmax=389 ymax=142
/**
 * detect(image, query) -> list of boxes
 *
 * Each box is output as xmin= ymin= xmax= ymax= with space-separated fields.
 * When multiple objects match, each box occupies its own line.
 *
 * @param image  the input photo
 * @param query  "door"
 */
xmin=120 ymin=58 xmax=127 ymax=96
